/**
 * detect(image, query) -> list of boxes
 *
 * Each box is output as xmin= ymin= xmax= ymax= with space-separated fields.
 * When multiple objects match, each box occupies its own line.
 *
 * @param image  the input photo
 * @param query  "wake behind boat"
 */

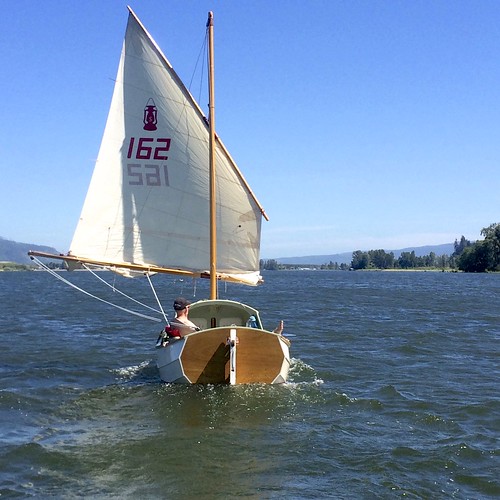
xmin=29 ymin=7 xmax=291 ymax=384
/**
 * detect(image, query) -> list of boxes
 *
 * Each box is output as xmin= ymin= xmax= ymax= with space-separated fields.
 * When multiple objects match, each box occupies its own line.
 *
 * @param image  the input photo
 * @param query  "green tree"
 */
xmin=369 ymin=249 xmax=394 ymax=269
xmin=438 ymin=254 xmax=449 ymax=269
xmin=457 ymin=222 xmax=500 ymax=272
xmin=398 ymin=251 xmax=417 ymax=269
xmin=481 ymin=222 xmax=500 ymax=270
xmin=351 ymin=251 xmax=369 ymax=270
xmin=425 ymin=251 xmax=436 ymax=267
xmin=457 ymin=242 xmax=491 ymax=272
xmin=453 ymin=236 xmax=472 ymax=257
xmin=260 ymin=259 xmax=279 ymax=270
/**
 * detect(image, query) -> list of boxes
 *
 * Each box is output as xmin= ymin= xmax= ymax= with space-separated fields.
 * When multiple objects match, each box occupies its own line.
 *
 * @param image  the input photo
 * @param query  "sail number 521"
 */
xmin=127 ymin=164 xmax=169 ymax=186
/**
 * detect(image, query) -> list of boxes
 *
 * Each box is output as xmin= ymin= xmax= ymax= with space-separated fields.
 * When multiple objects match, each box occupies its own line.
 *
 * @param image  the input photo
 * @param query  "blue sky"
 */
xmin=1 ymin=0 xmax=499 ymax=258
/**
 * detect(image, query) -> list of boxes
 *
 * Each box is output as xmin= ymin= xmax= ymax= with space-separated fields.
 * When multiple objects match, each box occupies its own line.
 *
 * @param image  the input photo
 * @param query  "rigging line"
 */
xmin=145 ymin=272 xmax=169 ymax=325
xmin=31 ymin=257 xmax=162 ymax=323
xmin=188 ymin=32 xmax=208 ymax=110
xmin=81 ymin=263 xmax=162 ymax=314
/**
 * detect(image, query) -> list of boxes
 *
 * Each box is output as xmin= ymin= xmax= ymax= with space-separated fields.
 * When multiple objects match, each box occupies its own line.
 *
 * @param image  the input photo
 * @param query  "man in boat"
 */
xmin=168 ymin=297 xmax=200 ymax=337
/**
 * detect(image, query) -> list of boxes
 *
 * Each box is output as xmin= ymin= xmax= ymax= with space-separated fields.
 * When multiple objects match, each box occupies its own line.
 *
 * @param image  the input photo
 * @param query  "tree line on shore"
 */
xmin=260 ymin=222 xmax=500 ymax=273
xmin=260 ymin=259 xmax=351 ymax=271
xmin=452 ymin=222 xmax=500 ymax=272
xmin=351 ymin=248 xmax=450 ymax=270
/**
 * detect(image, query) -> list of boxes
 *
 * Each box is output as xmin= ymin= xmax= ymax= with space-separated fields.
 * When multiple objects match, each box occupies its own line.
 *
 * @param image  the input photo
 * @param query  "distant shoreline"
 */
xmin=0 ymin=262 xmax=34 ymax=271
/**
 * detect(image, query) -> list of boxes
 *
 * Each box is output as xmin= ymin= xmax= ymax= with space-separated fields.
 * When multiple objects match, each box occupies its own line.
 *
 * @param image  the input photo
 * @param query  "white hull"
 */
xmin=156 ymin=338 xmax=188 ymax=383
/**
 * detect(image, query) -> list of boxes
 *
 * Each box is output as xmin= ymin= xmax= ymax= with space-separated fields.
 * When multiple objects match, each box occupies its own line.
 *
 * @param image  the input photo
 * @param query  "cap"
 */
xmin=173 ymin=297 xmax=191 ymax=311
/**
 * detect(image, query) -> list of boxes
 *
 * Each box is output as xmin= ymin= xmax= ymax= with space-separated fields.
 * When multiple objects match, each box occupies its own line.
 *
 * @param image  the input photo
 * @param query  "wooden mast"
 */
xmin=207 ymin=11 xmax=217 ymax=300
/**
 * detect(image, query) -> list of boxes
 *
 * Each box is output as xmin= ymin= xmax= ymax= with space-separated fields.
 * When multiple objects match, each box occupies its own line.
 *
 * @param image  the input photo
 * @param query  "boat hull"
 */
xmin=156 ymin=326 xmax=290 ymax=384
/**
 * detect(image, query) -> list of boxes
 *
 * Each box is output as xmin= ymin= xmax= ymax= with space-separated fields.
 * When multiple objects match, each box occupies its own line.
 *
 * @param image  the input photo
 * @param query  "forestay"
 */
xmin=69 ymin=8 xmax=266 ymax=285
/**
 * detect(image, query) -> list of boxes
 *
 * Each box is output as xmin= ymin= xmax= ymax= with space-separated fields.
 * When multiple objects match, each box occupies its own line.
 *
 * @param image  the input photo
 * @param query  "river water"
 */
xmin=0 ymin=270 xmax=498 ymax=498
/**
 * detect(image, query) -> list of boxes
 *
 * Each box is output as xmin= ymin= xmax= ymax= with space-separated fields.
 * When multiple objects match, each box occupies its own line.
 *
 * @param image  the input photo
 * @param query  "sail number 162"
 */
xmin=127 ymin=137 xmax=171 ymax=160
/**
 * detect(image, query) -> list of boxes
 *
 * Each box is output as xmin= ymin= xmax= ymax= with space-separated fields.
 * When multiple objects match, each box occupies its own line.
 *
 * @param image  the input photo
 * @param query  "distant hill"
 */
xmin=389 ymin=243 xmax=455 ymax=259
xmin=0 ymin=236 xmax=60 ymax=265
xmin=276 ymin=243 xmax=455 ymax=266
xmin=1 ymin=235 xmax=456 ymax=268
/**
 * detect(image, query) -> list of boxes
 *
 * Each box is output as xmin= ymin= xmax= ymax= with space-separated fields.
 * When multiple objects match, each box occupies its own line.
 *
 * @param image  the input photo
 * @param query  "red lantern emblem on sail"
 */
xmin=143 ymin=98 xmax=158 ymax=131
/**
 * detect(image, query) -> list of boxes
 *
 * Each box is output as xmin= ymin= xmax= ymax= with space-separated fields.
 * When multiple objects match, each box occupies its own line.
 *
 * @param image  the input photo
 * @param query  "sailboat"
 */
xmin=29 ymin=7 xmax=291 ymax=384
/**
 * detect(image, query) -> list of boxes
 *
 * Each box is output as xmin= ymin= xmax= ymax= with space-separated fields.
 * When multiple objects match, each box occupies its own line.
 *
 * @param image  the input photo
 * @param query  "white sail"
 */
xmin=70 ymin=8 xmax=264 ymax=285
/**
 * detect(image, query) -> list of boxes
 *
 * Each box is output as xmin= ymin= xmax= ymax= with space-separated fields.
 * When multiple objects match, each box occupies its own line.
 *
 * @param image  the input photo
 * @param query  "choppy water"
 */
xmin=0 ymin=270 xmax=498 ymax=498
